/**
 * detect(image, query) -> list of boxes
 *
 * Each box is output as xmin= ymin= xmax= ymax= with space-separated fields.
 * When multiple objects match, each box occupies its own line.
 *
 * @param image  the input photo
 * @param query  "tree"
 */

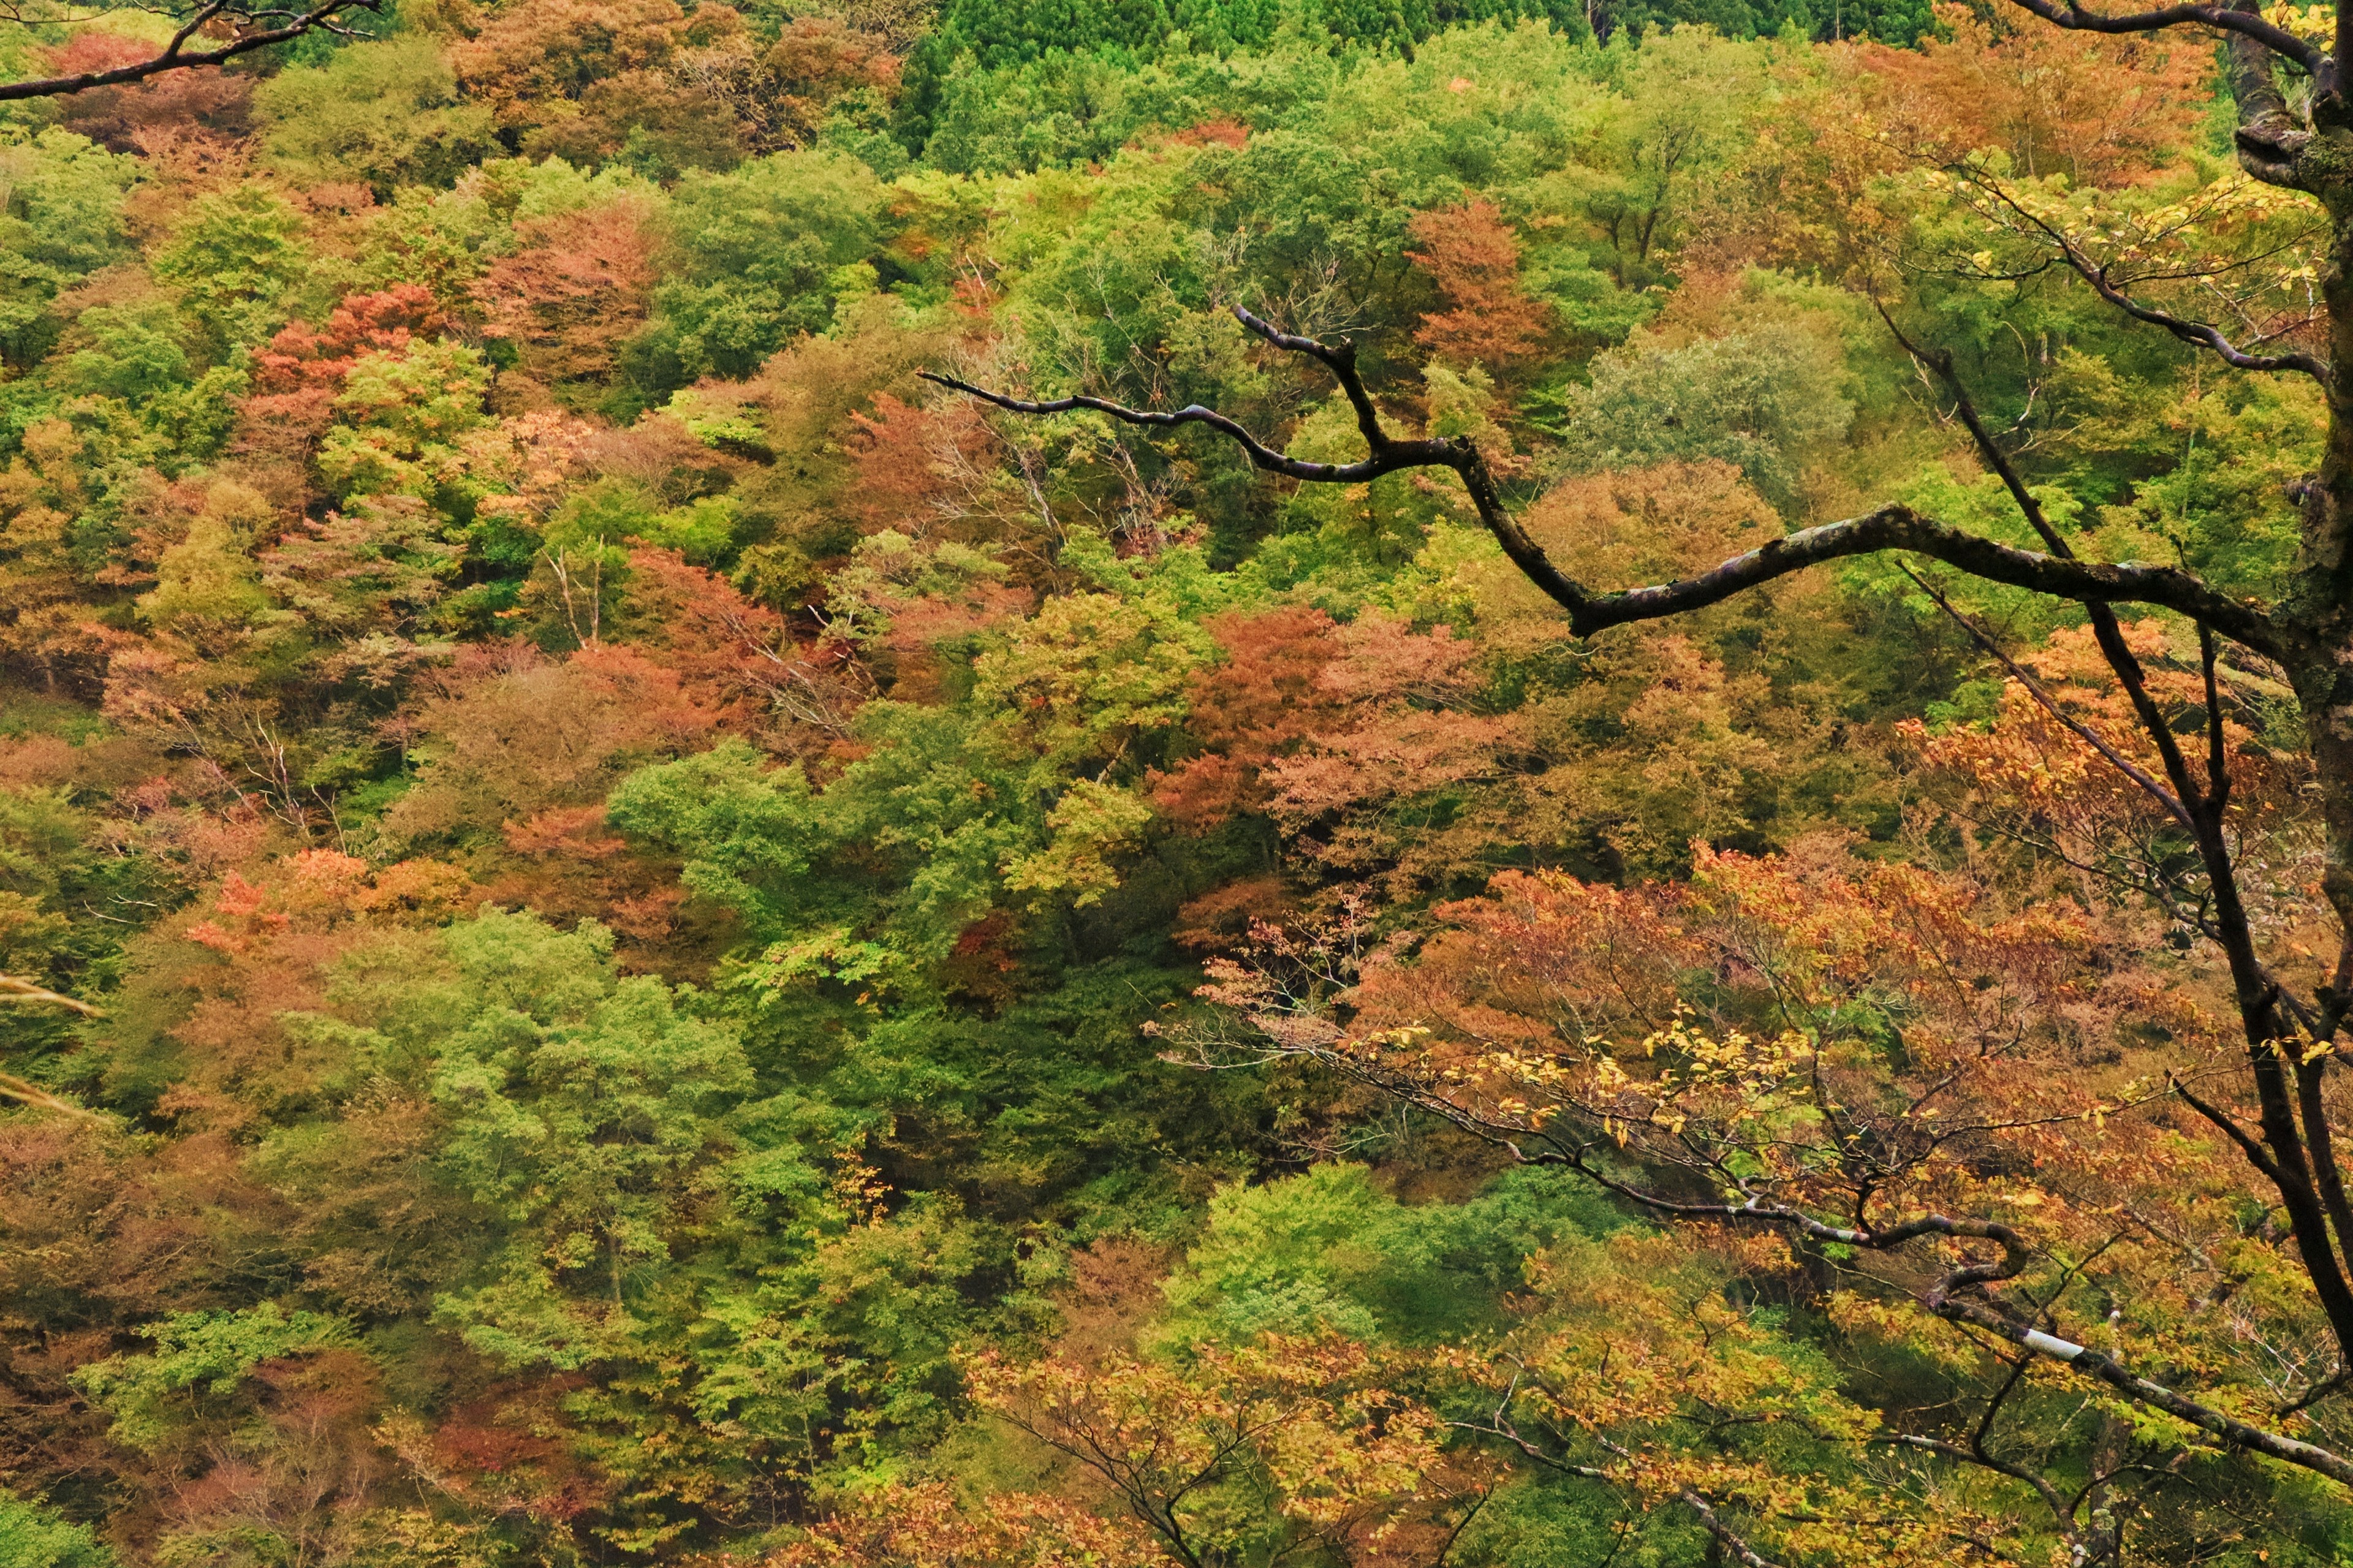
xmin=253 ymin=34 xmax=498 ymax=196
xmin=926 ymin=47 xmax=2353 ymax=1524
xmin=0 ymin=0 xmax=384 ymax=104
xmin=1404 ymin=199 xmax=1553 ymax=377
xmin=472 ymin=198 xmax=662 ymax=390
xmin=961 ymin=1333 xmax=1464 ymax=1568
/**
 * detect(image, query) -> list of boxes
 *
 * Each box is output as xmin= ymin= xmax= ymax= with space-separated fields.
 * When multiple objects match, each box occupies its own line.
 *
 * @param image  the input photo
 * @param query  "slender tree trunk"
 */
xmin=2298 ymin=245 xmax=2353 ymax=945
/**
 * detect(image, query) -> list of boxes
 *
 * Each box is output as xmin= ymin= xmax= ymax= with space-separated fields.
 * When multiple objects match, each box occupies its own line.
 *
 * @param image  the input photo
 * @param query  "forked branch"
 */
xmin=0 ymin=0 xmax=381 ymax=102
xmin=0 ymin=975 xmax=102 ymax=1017
xmin=1966 ymin=178 xmax=2330 ymax=382
xmin=1216 ymin=1029 xmax=2353 ymax=1488
xmin=2001 ymin=0 xmax=2330 ymax=84
xmin=926 ymin=307 xmax=2285 ymax=657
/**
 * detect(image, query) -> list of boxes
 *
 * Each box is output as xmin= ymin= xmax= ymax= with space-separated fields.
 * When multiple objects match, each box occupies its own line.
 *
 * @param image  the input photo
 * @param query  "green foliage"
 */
xmin=317 ymin=339 xmax=493 ymax=509
xmin=610 ymin=579 xmax=1205 ymax=974
xmin=922 ymin=0 xmax=1585 ymax=72
xmin=1558 ymin=320 xmax=1855 ymax=510
xmin=71 ymin=1305 xmax=357 ymax=1453
xmin=1158 ymin=1164 xmax=1621 ymax=1347
xmin=0 ymin=1490 xmax=116 ymax=1568
xmin=151 ymin=184 xmax=313 ymax=352
xmin=0 ymin=132 xmax=137 ymax=366
xmin=428 ymin=912 xmax=756 ymax=1362
xmin=257 ymin=36 xmax=499 ymax=196
xmin=642 ymin=151 xmax=891 ymax=381
xmin=48 ymin=301 xmax=191 ymax=407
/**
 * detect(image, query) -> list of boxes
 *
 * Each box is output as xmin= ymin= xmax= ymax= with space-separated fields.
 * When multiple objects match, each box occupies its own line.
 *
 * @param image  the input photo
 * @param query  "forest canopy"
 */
xmin=0 ymin=0 xmax=2348 ymax=1563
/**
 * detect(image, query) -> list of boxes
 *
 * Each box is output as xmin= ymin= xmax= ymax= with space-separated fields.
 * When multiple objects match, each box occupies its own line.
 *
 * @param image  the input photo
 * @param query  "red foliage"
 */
xmin=1151 ymin=607 xmax=1346 ymax=830
xmin=844 ymin=392 xmax=991 ymax=532
xmin=473 ymin=201 xmax=661 ymax=387
xmin=376 ymin=1389 xmax=617 ymax=1523
xmin=622 ymin=547 xmax=820 ymax=730
xmin=45 ymin=31 xmax=253 ymax=152
xmin=235 ymin=286 xmax=447 ymax=474
xmin=1165 ymin=117 xmax=1251 ymax=149
xmin=1404 ymin=199 xmax=1552 ymax=376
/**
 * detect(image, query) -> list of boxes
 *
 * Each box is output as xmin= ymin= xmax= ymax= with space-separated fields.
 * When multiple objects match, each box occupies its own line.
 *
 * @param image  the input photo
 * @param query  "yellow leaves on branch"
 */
xmin=763 ymin=1480 xmax=1164 ymax=1568
xmin=962 ymin=1333 xmax=1453 ymax=1555
xmin=2261 ymin=1 xmax=2336 ymax=45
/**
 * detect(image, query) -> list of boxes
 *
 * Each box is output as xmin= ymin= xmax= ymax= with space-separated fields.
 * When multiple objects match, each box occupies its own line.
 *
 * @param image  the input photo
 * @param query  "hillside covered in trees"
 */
xmin=0 ymin=0 xmax=2349 ymax=1561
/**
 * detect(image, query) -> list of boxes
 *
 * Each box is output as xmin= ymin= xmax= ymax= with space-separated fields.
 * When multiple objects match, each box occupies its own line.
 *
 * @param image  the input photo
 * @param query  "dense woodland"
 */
xmin=0 ymin=0 xmax=2349 ymax=1560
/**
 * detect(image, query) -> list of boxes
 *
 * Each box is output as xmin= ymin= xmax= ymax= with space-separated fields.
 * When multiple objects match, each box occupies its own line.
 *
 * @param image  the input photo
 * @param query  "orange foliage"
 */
xmin=766 ymin=1480 xmax=1164 ymax=1568
xmin=1901 ymin=619 xmax=2314 ymax=936
xmin=1686 ymin=11 xmax=2208 ymax=276
xmin=1521 ymin=458 xmax=1779 ymax=591
xmin=448 ymin=0 xmax=689 ymax=136
xmin=474 ymin=200 xmax=661 ymax=388
xmin=1857 ymin=2 xmax=2211 ymax=186
xmin=1151 ymin=605 xmax=1515 ymax=873
xmin=149 ymin=850 xmax=479 ymax=1139
xmin=1153 ymin=607 xmax=1345 ymax=831
xmin=1164 ymin=118 xmax=1251 ymax=150
xmin=382 ymin=642 xmax=721 ymax=850
xmin=766 ymin=16 xmax=901 ymax=143
xmin=374 ymin=643 xmax=733 ymax=953
xmin=446 ymin=0 xmax=768 ymax=165
xmin=45 ymin=31 xmax=253 ymax=154
xmin=844 ymin=392 xmax=992 ymax=534
xmin=184 ymin=848 xmax=477 ymax=955
xmin=237 ymin=286 xmax=447 ymax=477
xmin=0 ymin=1117 xmax=281 ymax=1498
xmin=1904 ymin=621 xmax=2290 ymax=819
xmin=1257 ymin=612 xmax=1519 ymax=860
xmin=1198 ymin=834 xmax=2237 ymax=1271
xmin=1404 ymin=199 xmax=1551 ymax=376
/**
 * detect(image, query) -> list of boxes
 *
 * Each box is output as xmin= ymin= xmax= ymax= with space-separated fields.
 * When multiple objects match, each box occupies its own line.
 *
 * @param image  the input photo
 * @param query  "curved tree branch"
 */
xmin=0 ymin=0 xmax=379 ymax=102
xmin=1183 ymin=1019 xmax=2353 ymax=1490
xmin=2000 ymin=0 xmax=2328 ymax=85
xmin=1565 ymin=504 xmax=2282 ymax=656
xmin=930 ymin=308 xmax=2286 ymax=658
xmin=1968 ymin=178 xmax=2330 ymax=383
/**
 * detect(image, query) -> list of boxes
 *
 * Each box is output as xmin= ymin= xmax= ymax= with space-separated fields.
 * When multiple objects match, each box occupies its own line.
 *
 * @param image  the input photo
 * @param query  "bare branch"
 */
xmin=0 ymin=975 xmax=103 ymax=1017
xmin=2001 ymin=0 xmax=2328 ymax=83
xmin=0 ymin=0 xmax=379 ymax=102
xmin=1876 ymin=1430 xmax=2078 ymax=1543
xmin=1677 ymin=1491 xmax=1787 ymax=1568
xmin=0 ymin=1074 xmax=107 ymax=1123
xmin=931 ymin=309 xmax=2287 ymax=658
xmin=1971 ymin=178 xmax=2330 ymax=382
